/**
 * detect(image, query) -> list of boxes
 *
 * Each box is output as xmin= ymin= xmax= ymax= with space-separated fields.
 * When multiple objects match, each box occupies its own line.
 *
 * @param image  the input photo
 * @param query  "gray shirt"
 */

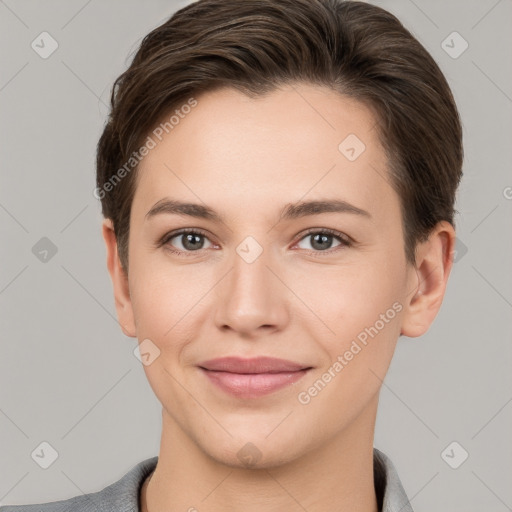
xmin=0 ymin=448 xmax=413 ymax=511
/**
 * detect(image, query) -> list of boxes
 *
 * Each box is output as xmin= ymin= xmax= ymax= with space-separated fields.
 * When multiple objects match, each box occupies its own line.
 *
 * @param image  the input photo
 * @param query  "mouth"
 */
xmin=198 ymin=356 xmax=313 ymax=398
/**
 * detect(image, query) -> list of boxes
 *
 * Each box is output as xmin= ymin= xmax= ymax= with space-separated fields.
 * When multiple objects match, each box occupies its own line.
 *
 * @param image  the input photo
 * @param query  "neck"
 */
xmin=143 ymin=397 xmax=380 ymax=512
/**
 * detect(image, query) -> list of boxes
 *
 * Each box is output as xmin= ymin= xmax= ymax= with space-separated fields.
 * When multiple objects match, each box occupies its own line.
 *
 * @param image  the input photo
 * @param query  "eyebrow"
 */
xmin=145 ymin=198 xmax=371 ymax=222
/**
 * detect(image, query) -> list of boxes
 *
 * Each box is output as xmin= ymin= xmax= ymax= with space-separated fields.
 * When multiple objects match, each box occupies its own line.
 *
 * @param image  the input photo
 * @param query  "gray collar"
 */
xmin=374 ymin=448 xmax=414 ymax=512
xmin=4 ymin=449 xmax=413 ymax=511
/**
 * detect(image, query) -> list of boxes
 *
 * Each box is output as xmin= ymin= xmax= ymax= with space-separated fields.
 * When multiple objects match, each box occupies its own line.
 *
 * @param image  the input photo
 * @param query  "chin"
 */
xmin=197 ymin=429 xmax=308 ymax=470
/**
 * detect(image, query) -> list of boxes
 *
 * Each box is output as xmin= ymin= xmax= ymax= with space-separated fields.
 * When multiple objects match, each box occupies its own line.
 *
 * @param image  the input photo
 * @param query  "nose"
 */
xmin=214 ymin=242 xmax=289 ymax=337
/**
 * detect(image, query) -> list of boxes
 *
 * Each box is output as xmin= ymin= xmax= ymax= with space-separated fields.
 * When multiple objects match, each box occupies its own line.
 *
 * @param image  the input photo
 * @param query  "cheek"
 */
xmin=295 ymin=268 xmax=404 ymax=422
xmin=290 ymin=256 xmax=404 ymax=330
xmin=129 ymin=257 xmax=207 ymax=343
xmin=129 ymin=266 xmax=203 ymax=400
xmin=290 ymin=258 xmax=406 ymax=392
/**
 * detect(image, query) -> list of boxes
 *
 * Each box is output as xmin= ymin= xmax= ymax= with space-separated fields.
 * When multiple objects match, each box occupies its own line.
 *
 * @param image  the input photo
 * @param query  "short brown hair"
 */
xmin=96 ymin=0 xmax=463 ymax=274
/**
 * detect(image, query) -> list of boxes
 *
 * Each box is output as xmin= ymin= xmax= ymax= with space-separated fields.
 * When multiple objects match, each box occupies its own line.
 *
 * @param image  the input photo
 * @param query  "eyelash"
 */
xmin=158 ymin=228 xmax=353 ymax=257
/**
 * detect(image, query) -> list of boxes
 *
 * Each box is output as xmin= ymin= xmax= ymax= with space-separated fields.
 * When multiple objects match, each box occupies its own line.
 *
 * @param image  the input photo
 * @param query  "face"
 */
xmin=104 ymin=83 xmax=448 ymax=468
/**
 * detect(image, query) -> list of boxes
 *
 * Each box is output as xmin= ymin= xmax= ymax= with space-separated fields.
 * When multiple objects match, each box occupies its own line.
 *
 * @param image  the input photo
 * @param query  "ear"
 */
xmin=101 ymin=218 xmax=137 ymax=338
xmin=400 ymin=221 xmax=456 ymax=338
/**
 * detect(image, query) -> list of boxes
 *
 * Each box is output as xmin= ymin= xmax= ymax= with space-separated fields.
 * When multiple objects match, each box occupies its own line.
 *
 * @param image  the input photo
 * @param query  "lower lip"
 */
xmin=200 ymin=368 xmax=311 ymax=398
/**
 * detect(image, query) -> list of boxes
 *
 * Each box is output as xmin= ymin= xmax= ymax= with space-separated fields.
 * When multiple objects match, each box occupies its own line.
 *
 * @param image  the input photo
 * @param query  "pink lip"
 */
xmin=198 ymin=356 xmax=312 ymax=398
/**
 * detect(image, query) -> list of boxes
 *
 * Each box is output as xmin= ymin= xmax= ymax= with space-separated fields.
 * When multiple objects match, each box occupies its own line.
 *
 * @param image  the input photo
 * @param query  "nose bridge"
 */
xmin=214 ymin=234 xmax=287 ymax=333
xmin=230 ymin=235 xmax=275 ymax=310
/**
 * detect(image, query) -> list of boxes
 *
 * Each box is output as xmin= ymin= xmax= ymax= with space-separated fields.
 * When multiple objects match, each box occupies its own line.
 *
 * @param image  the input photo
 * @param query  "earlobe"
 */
xmin=101 ymin=218 xmax=137 ymax=338
xmin=400 ymin=221 xmax=456 ymax=338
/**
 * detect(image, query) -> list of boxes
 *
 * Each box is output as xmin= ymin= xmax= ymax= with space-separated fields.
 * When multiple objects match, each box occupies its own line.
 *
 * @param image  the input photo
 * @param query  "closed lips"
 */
xmin=198 ymin=356 xmax=313 ymax=398
xmin=198 ymin=356 xmax=312 ymax=373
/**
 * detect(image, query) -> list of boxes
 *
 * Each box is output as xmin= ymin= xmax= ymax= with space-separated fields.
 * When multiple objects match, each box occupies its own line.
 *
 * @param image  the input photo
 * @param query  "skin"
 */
xmin=102 ymin=83 xmax=455 ymax=512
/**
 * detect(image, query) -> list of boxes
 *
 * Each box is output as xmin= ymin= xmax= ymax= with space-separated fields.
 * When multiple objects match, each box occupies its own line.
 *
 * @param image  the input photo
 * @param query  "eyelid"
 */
xmin=295 ymin=227 xmax=353 ymax=246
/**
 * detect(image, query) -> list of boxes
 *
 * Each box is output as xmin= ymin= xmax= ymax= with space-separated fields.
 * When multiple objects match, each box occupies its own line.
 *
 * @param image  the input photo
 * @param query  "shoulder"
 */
xmin=0 ymin=456 xmax=158 ymax=512
xmin=373 ymin=448 xmax=414 ymax=512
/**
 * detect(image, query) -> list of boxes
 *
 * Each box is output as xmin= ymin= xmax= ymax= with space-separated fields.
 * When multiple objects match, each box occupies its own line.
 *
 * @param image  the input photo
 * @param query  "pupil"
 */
xmin=312 ymin=233 xmax=331 ymax=250
xmin=183 ymin=233 xmax=203 ymax=250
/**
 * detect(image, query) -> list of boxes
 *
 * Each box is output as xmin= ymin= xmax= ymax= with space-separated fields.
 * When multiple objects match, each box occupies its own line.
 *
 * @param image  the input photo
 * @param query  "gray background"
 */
xmin=1 ymin=0 xmax=511 ymax=510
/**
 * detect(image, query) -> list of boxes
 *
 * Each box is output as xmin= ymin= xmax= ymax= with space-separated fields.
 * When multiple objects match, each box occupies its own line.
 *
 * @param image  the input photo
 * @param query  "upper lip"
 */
xmin=198 ymin=356 xmax=312 ymax=374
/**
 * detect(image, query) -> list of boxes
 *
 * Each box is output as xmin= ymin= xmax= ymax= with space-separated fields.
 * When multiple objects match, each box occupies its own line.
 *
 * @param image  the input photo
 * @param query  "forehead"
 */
xmin=133 ymin=83 xmax=396 ymax=223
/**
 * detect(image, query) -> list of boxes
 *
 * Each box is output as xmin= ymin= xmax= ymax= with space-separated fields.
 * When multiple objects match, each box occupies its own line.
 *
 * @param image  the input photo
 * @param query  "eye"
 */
xmin=294 ymin=228 xmax=352 ymax=254
xmin=158 ymin=227 xmax=353 ymax=257
xmin=160 ymin=229 xmax=214 ymax=255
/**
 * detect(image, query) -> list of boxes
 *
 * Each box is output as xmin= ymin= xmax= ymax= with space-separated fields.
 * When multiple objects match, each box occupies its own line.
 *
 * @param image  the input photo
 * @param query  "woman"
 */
xmin=1 ymin=0 xmax=462 ymax=510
